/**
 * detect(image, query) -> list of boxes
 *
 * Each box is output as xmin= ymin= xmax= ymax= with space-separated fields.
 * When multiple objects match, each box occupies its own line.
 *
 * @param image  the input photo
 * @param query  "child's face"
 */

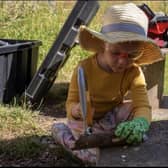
xmin=103 ymin=42 xmax=142 ymax=72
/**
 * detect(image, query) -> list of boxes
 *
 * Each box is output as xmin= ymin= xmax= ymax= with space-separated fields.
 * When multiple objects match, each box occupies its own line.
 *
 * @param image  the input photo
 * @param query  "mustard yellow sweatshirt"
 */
xmin=66 ymin=54 xmax=152 ymax=123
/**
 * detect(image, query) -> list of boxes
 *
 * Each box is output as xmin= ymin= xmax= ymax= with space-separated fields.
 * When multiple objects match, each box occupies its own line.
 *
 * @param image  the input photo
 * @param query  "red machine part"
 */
xmin=139 ymin=3 xmax=168 ymax=47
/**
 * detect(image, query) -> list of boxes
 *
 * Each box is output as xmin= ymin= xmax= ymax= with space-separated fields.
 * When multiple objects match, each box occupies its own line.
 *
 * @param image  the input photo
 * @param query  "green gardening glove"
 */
xmin=115 ymin=117 xmax=150 ymax=144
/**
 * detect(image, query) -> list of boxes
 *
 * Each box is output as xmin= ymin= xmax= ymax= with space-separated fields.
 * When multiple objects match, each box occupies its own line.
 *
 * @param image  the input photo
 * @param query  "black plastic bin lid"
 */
xmin=0 ymin=39 xmax=42 ymax=55
xmin=0 ymin=40 xmax=9 ymax=46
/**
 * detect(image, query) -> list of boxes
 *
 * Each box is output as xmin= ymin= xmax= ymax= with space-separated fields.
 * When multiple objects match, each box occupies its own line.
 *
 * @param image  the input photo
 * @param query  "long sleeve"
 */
xmin=130 ymin=66 xmax=152 ymax=123
xmin=66 ymin=55 xmax=152 ymax=122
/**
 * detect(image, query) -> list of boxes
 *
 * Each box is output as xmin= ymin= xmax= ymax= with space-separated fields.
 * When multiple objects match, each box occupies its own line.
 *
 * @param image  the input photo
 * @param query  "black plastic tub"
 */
xmin=0 ymin=39 xmax=42 ymax=103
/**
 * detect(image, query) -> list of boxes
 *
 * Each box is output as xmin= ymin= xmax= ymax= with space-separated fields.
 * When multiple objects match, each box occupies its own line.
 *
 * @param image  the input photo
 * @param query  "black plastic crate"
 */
xmin=0 ymin=39 xmax=42 ymax=103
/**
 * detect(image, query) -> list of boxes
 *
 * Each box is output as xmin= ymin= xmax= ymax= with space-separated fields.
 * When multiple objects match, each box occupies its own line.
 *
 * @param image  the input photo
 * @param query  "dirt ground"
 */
xmin=98 ymin=119 xmax=168 ymax=167
xmin=1 ymin=82 xmax=168 ymax=167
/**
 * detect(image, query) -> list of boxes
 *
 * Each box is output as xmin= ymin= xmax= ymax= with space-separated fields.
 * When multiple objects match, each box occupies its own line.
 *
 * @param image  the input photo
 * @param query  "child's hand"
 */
xmin=71 ymin=103 xmax=95 ymax=124
xmin=114 ymin=117 xmax=150 ymax=144
xmin=71 ymin=103 xmax=82 ymax=119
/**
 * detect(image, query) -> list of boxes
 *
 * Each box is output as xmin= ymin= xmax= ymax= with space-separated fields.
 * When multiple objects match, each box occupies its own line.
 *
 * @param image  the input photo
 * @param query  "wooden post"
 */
xmin=159 ymin=48 xmax=168 ymax=108
xmin=140 ymin=49 xmax=168 ymax=109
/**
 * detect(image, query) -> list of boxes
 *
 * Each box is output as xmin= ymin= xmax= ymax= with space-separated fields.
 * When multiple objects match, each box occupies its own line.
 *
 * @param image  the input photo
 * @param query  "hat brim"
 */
xmin=78 ymin=25 xmax=163 ymax=65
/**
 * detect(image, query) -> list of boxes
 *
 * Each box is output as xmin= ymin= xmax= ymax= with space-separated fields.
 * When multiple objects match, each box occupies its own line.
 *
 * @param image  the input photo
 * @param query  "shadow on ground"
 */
xmin=0 ymin=134 xmax=82 ymax=167
xmin=39 ymin=82 xmax=69 ymax=118
xmin=98 ymin=119 xmax=168 ymax=167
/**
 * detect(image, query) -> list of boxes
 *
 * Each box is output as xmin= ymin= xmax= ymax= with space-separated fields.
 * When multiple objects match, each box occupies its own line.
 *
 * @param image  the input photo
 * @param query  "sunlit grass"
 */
xmin=0 ymin=104 xmax=45 ymax=139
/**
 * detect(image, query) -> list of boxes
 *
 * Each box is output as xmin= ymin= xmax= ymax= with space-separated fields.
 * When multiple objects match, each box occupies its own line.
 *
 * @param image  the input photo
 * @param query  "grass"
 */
xmin=0 ymin=0 xmax=168 ymax=164
xmin=0 ymin=105 xmax=43 ymax=137
xmin=0 ymin=103 xmax=48 ymax=160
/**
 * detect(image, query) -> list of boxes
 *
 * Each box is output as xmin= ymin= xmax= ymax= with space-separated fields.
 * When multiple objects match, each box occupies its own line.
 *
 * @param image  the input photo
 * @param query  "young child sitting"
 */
xmin=52 ymin=2 xmax=162 ymax=165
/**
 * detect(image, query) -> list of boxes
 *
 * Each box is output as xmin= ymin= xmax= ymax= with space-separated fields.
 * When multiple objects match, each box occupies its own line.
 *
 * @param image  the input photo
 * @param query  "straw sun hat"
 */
xmin=78 ymin=3 xmax=163 ymax=65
